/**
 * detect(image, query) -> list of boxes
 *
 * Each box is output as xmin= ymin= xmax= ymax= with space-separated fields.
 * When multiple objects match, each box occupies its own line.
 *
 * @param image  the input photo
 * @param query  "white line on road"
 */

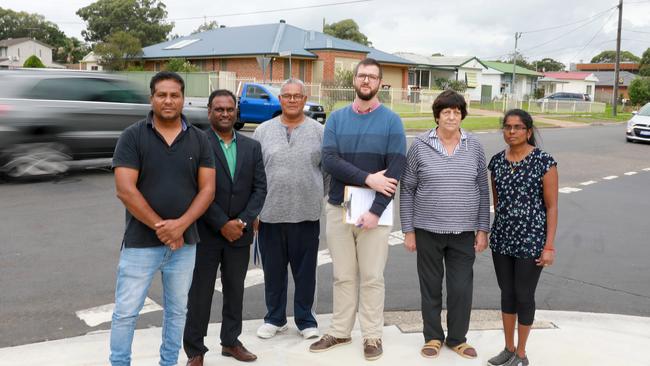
xmin=213 ymin=231 xmax=408 ymax=293
xmin=603 ymin=176 xmax=618 ymax=180
xmin=580 ymin=180 xmax=597 ymax=186
xmin=624 ymin=171 xmax=637 ymax=176
xmin=644 ymin=168 xmax=650 ymax=171
xmin=75 ymin=297 xmax=162 ymax=327
xmin=559 ymin=187 xmax=582 ymax=194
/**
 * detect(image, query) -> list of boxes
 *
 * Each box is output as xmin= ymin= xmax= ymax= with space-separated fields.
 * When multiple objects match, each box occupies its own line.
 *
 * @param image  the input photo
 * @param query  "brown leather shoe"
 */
xmin=186 ymin=354 xmax=204 ymax=366
xmin=363 ymin=338 xmax=383 ymax=361
xmin=309 ymin=334 xmax=352 ymax=352
xmin=222 ymin=344 xmax=257 ymax=362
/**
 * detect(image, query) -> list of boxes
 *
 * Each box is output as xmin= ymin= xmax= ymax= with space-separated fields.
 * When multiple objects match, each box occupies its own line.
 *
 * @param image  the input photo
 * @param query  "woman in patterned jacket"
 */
xmin=486 ymin=109 xmax=558 ymax=366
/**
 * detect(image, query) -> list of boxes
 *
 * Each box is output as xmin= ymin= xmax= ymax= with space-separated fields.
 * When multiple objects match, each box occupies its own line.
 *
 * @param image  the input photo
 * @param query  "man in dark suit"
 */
xmin=184 ymin=89 xmax=266 ymax=366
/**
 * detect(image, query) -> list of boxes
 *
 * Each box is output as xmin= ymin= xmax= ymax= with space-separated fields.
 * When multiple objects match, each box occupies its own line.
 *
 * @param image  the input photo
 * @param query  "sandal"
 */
xmin=448 ymin=342 xmax=477 ymax=359
xmin=420 ymin=339 xmax=442 ymax=358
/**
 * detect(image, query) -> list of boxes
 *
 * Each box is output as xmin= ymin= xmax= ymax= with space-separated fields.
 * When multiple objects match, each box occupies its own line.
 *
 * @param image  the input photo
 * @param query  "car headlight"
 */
xmin=627 ymin=120 xmax=635 ymax=133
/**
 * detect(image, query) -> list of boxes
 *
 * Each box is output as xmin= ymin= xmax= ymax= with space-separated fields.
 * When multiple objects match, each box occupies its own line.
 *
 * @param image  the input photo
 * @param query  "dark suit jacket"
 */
xmin=198 ymin=129 xmax=267 ymax=247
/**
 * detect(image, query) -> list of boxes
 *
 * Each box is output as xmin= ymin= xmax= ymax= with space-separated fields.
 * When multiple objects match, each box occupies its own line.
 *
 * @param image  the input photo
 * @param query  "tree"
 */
xmin=76 ymin=0 xmax=173 ymax=46
xmin=639 ymin=48 xmax=650 ymax=77
xmin=164 ymin=58 xmax=199 ymax=72
xmin=0 ymin=7 xmax=67 ymax=49
xmin=323 ymin=19 xmax=370 ymax=46
xmin=628 ymin=77 xmax=650 ymax=106
xmin=57 ymin=37 xmax=90 ymax=64
xmin=191 ymin=20 xmax=219 ymax=34
xmin=532 ymin=57 xmax=565 ymax=72
xmin=23 ymin=55 xmax=45 ymax=68
xmin=433 ymin=77 xmax=467 ymax=93
xmin=94 ymin=31 xmax=142 ymax=71
xmin=590 ymin=50 xmax=640 ymax=63
xmin=501 ymin=55 xmax=534 ymax=71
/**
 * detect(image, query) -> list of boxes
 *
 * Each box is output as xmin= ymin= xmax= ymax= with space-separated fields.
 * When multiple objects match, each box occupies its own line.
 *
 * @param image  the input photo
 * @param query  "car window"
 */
xmin=639 ymin=103 xmax=650 ymax=116
xmin=99 ymin=80 xmax=149 ymax=104
xmin=246 ymin=86 xmax=261 ymax=98
xmin=26 ymin=78 xmax=109 ymax=101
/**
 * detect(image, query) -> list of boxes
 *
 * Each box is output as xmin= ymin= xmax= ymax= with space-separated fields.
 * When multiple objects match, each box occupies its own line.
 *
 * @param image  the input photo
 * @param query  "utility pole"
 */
xmin=511 ymin=32 xmax=521 ymax=98
xmin=612 ymin=0 xmax=623 ymax=116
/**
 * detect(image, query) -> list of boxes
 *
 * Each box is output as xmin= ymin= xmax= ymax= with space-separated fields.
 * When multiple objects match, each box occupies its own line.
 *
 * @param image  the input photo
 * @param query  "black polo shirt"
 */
xmin=112 ymin=111 xmax=215 ymax=248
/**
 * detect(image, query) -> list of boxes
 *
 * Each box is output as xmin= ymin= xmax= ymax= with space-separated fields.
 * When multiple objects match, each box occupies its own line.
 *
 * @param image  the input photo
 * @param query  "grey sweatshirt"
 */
xmin=252 ymin=116 xmax=326 ymax=223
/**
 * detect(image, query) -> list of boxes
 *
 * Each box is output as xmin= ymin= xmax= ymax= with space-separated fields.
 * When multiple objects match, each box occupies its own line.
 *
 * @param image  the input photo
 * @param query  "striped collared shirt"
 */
xmin=428 ymin=127 xmax=468 ymax=157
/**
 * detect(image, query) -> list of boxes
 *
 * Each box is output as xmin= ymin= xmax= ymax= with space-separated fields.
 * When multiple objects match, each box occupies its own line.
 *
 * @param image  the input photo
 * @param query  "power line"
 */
xmin=53 ymin=0 xmax=372 ymax=25
xmin=520 ymin=6 xmax=617 ymax=34
xmin=626 ymin=29 xmax=650 ymax=34
xmin=518 ymin=8 xmax=616 ymax=54
xmin=571 ymin=9 xmax=617 ymax=62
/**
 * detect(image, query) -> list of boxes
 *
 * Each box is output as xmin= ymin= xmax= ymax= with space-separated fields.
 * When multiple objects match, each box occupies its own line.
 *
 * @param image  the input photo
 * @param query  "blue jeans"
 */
xmin=109 ymin=244 xmax=196 ymax=366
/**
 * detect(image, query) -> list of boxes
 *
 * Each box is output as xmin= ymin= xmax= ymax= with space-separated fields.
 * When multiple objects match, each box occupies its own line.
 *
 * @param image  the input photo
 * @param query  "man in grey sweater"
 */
xmin=252 ymin=78 xmax=325 ymax=341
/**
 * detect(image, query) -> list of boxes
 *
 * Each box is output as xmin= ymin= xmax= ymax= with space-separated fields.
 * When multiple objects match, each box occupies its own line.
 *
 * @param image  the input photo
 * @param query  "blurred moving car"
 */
xmin=0 ymin=70 xmax=210 ymax=179
xmin=626 ymin=102 xmax=650 ymax=143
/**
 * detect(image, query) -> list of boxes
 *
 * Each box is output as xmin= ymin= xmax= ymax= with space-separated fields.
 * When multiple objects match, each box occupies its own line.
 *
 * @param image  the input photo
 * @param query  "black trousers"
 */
xmin=415 ymin=229 xmax=476 ymax=346
xmin=491 ymin=251 xmax=543 ymax=326
xmin=183 ymin=242 xmax=250 ymax=358
xmin=258 ymin=221 xmax=319 ymax=330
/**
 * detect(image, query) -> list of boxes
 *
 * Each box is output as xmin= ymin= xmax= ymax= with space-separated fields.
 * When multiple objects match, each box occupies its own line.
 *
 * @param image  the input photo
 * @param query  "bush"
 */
xmin=164 ymin=58 xmax=199 ymax=72
xmin=432 ymin=77 xmax=467 ymax=93
xmin=533 ymin=88 xmax=545 ymax=99
xmin=23 ymin=55 xmax=45 ymax=68
xmin=628 ymin=77 xmax=650 ymax=106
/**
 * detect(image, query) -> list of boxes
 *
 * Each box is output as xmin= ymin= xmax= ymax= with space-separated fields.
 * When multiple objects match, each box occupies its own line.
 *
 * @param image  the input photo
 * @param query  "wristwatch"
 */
xmin=237 ymin=218 xmax=247 ymax=228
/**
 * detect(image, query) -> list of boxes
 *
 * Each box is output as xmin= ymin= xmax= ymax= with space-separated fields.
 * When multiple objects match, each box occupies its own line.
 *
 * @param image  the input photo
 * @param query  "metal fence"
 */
xmin=479 ymin=95 xmax=606 ymax=114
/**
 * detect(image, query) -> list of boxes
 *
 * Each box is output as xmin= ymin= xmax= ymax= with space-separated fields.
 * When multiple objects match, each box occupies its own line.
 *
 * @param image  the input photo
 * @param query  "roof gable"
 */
xmin=0 ymin=37 xmax=54 ymax=49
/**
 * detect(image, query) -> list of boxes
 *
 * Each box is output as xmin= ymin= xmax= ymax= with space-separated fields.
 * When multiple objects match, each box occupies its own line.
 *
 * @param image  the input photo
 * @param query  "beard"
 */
xmin=354 ymin=83 xmax=380 ymax=101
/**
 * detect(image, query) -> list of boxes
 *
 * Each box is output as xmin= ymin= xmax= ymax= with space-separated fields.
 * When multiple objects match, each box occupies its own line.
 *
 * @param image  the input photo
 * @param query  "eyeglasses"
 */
xmin=280 ymin=94 xmax=305 ymax=101
xmin=355 ymin=74 xmax=380 ymax=82
xmin=502 ymin=125 xmax=528 ymax=132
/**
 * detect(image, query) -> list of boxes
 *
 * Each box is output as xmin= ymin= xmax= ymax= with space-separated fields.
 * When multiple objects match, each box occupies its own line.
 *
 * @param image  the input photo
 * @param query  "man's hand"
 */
xmin=365 ymin=169 xmax=398 ymax=197
xmin=220 ymin=219 xmax=245 ymax=242
xmin=252 ymin=218 xmax=260 ymax=233
xmin=404 ymin=232 xmax=416 ymax=252
xmin=155 ymin=219 xmax=187 ymax=247
xmin=474 ymin=231 xmax=488 ymax=253
xmin=356 ymin=211 xmax=379 ymax=230
xmin=168 ymin=237 xmax=184 ymax=251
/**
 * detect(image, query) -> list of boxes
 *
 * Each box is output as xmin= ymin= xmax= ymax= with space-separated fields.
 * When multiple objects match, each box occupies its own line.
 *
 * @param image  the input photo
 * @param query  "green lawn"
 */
xmin=402 ymin=116 xmax=553 ymax=130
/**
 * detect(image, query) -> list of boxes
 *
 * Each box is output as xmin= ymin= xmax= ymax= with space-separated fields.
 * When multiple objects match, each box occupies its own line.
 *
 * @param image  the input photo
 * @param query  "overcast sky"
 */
xmin=2 ymin=0 xmax=650 ymax=66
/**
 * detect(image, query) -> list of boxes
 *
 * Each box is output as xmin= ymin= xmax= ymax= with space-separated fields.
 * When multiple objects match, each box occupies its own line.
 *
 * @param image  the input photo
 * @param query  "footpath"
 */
xmin=1 ymin=309 xmax=648 ymax=365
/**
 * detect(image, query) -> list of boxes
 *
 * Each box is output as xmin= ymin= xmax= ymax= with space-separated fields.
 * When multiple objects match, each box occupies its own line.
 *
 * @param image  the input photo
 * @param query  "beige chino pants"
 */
xmin=325 ymin=203 xmax=391 ymax=339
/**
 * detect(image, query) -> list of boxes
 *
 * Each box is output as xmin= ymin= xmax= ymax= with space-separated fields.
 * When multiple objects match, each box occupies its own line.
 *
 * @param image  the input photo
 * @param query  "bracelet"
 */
xmin=543 ymin=247 xmax=555 ymax=252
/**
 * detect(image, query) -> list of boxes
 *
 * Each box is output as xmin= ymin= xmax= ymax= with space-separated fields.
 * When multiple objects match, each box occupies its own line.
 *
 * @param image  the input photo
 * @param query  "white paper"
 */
xmin=344 ymin=186 xmax=393 ymax=226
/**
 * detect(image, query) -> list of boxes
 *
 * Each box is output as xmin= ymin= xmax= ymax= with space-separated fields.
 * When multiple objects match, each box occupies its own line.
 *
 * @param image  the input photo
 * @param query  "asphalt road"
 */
xmin=1 ymin=123 xmax=649 ymax=348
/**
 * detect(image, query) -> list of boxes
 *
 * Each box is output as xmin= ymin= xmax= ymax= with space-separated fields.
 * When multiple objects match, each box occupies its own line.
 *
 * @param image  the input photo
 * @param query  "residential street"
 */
xmin=1 ymin=124 xmax=649 ymax=348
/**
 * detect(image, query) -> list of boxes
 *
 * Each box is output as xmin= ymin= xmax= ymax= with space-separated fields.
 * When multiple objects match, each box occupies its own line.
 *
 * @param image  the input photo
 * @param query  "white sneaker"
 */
xmin=256 ymin=323 xmax=288 ymax=339
xmin=300 ymin=327 xmax=320 ymax=339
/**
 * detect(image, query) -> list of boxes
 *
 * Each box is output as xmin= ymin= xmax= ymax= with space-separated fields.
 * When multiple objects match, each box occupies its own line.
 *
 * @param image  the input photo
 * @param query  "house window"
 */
xmin=220 ymin=59 xmax=227 ymax=71
xmin=284 ymin=59 xmax=291 ymax=78
xmin=408 ymin=71 xmax=416 ymax=86
xmin=465 ymin=72 xmax=478 ymax=88
xmin=586 ymin=85 xmax=592 ymax=95
xmin=420 ymin=70 xmax=430 ymax=88
xmin=91 ymin=65 xmax=99 ymax=71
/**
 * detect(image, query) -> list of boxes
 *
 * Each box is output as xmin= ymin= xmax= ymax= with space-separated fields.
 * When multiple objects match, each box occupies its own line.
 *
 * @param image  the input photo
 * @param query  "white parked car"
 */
xmin=626 ymin=102 xmax=650 ymax=143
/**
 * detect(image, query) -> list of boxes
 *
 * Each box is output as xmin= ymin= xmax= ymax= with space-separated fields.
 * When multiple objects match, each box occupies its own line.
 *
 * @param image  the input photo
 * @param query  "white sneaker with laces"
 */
xmin=300 ymin=327 xmax=320 ymax=339
xmin=256 ymin=323 xmax=288 ymax=339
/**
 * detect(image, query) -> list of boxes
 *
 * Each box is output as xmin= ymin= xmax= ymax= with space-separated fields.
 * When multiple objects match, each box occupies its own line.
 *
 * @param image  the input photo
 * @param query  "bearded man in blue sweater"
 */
xmin=309 ymin=58 xmax=406 ymax=361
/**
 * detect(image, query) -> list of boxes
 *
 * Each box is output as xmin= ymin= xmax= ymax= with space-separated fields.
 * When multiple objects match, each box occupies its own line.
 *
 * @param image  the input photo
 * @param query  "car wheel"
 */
xmin=1 ymin=143 xmax=71 ymax=180
xmin=234 ymin=122 xmax=245 ymax=130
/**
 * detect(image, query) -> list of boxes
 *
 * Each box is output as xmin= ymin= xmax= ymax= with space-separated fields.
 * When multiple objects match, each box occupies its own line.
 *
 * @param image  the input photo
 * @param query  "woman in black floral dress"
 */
xmin=486 ymin=109 xmax=558 ymax=366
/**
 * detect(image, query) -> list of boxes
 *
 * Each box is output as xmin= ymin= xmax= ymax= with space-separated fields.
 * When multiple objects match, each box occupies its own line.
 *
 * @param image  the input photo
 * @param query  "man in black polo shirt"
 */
xmin=109 ymin=71 xmax=215 ymax=366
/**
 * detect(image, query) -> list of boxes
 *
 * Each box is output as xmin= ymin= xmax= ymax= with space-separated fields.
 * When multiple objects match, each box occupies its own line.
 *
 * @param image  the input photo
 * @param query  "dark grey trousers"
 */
xmin=415 ymin=229 xmax=476 ymax=346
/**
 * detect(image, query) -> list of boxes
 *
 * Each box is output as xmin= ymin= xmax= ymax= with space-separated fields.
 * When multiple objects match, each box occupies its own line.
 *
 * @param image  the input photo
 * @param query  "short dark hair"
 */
xmin=354 ymin=58 xmax=383 ymax=80
xmin=432 ymin=90 xmax=467 ymax=121
xmin=208 ymin=89 xmax=237 ymax=108
xmin=503 ymin=108 xmax=538 ymax=146
xmin=149 ymin=71 xmax=185 ymax=96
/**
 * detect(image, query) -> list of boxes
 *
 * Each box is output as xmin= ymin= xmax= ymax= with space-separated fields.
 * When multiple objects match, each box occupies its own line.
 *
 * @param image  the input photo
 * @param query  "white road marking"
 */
xmin=215 ymin=231 xmax=407 ymax=293
xmin=624 ymin=171 xmax=637 ymax=176
xmin=75 ymin=297 xmax=162 ymax=327
xmin=643 ymin=168 xmax=650 ymax=171
xmin=603 ymin=176 xmax=618 ymax=180
xmin=559 ymin=187 xmax=582 ymax=194
xmin=580 ymin=180 xmax=597 ymax=186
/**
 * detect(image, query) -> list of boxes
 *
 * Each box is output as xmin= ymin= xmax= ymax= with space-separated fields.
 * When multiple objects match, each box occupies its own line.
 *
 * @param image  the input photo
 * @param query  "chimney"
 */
xmin=279 ymin=19 xmax=286 ymax=23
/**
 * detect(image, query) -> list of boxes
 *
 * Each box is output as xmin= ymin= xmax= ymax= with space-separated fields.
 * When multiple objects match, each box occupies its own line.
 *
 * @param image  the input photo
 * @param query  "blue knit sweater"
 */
xmin=322 ymin=105 xmax=407 ymax=216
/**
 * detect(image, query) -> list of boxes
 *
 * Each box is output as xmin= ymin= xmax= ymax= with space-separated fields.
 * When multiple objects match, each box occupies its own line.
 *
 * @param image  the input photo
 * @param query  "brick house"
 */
xmin=139 ymin=21 xmax=414 ymax=88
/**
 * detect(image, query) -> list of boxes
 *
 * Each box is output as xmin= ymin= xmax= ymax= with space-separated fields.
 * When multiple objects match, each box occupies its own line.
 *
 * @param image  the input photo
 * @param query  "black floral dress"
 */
xmin=488 ymin=148 xmax=557 ymax=259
